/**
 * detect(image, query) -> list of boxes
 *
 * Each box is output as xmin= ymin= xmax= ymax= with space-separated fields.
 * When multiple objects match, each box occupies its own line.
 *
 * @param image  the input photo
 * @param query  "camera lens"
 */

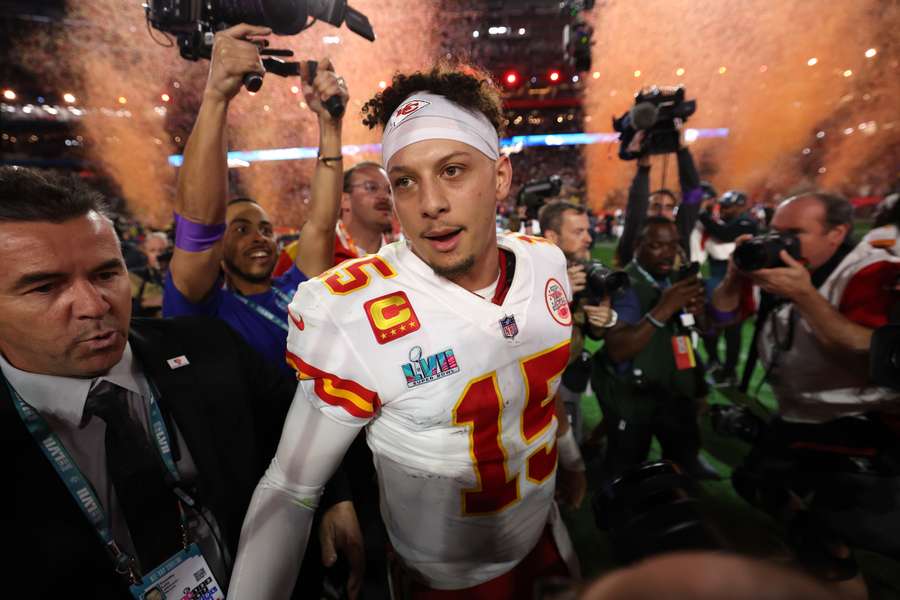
xmin=733 ymin=240 xmax=768 ymax=271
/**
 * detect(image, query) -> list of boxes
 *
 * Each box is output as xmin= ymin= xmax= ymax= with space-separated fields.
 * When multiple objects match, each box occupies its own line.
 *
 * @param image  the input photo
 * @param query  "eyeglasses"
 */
xmin=348 ymin=181 xmax=392 ymax=195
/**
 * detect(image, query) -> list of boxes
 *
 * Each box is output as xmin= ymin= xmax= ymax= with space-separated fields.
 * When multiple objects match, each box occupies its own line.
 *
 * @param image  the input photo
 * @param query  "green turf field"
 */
xmin=562 ymin=240 xmax=900 ymax=598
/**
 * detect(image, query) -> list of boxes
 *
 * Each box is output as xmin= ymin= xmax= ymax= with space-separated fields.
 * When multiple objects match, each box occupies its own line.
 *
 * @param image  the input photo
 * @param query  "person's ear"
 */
xmin=826 ymin=223 xmax=850 ymax=245
xmin=495 ymin=155 xmax=512 ymax=201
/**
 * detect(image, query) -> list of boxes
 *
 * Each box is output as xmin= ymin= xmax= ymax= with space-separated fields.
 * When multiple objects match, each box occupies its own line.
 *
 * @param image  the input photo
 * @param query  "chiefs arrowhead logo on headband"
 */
xmin=390 ymin=99 xmax=431 ymax=127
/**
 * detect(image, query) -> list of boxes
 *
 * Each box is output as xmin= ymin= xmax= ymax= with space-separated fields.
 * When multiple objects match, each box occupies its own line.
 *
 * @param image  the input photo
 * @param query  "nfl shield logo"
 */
xmin=499 ymin=315 xmax=518 ymax=339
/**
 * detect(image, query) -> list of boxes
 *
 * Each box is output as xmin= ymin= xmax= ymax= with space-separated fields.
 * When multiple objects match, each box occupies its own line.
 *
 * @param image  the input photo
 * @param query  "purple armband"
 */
xmin=173 ymin=213 xmax=226 ymax=252
xmin=682 ymin=186 xmax=703 ymax=207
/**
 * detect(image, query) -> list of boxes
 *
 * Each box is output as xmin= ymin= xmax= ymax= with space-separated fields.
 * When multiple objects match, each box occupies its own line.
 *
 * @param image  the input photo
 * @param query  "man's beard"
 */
xmin=224 ymin=257 xmax=274 ymax=285
xmin=430 ymin=254 xmax=476 ymax=281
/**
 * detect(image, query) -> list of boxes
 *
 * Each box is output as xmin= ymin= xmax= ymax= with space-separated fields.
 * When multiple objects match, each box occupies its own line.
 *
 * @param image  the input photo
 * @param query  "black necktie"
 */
xmin=85 ymin=381 xmax=180 ymax=570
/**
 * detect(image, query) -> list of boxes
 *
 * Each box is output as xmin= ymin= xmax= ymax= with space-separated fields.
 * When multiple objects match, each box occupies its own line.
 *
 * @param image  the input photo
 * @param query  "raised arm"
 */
xmin=616 ymin=155 xmax=651 ymax=266
xmin=169 ymin=24 xmax=270 ymax=302
xmin=674 ymin=145 xmax=703 ymax=255
xmin=228 ymin=393 xmax=361 ymax=600
xmin=292 ymin=60 xmax=350 ymax=278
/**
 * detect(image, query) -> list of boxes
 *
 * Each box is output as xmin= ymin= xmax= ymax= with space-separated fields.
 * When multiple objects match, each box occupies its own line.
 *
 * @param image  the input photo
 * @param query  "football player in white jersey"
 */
xmin=229 ymin=65 xmax=586 ymax=600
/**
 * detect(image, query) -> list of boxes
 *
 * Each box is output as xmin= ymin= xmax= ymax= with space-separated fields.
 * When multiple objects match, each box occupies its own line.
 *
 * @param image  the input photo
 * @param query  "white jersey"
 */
xmin=285 ymin=233 xmax=574 ymax=589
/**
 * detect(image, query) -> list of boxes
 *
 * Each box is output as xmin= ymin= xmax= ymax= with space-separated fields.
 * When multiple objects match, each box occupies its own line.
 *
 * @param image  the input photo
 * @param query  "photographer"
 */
xmin=540 ymin=201 xmax=617 ymax=444
xmin=697 ymin=191 xmax=758 ymax=387
xmin=594 ymin=217 xmax=718 ymax=480
xmin=615 ymin=127 xmax=704 ymax=267
xmin=711 ymin=192 xmax=900 ymax=584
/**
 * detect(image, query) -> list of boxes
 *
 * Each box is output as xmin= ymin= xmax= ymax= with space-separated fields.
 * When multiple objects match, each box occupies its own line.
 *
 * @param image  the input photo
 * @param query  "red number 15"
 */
xmin=451 ymin=341 xmax=570 ymax=515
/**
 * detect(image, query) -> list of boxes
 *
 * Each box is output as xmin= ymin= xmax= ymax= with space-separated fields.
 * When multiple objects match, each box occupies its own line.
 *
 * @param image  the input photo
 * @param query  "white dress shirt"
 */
xmin=1 ymin=345 xmax=228 ymax=582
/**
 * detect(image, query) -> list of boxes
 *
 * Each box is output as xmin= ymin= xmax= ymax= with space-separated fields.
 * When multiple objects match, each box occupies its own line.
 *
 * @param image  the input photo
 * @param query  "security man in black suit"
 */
xmin=0 ymin=166 xmax=364 ymax=598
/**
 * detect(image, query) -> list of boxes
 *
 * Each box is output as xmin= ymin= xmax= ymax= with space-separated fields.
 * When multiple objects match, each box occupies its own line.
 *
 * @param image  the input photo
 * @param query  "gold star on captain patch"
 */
xmin=390 ymin=329 xmax=397 ymax=335
xmin=380 ymin=333 xmax=388 ymax=339
xmin=409 ymin=321 xmax=417 ymax=327
xmin=399 ymin=324 xmax=407 ymax=331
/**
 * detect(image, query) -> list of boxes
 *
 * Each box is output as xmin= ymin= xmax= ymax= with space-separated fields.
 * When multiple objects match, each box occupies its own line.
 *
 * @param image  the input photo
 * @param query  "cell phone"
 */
xmin=672 ymin=261 xmax=700 ymax=282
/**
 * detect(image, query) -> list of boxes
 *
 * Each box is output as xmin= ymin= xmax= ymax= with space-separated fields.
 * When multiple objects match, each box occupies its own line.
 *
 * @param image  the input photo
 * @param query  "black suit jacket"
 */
xmin=2 ymin=316 xmax=345 ymax=598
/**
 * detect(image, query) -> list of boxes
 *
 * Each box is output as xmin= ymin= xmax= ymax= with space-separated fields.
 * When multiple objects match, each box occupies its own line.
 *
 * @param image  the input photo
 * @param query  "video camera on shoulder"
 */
xmin=733 ymin=231 xmax=802 ymax=271
xmin=146 ymin=0 xmax=374 ymax=93
xmin=613 ymin=86 xmax=696 ymax=160
xmin=573 ymin=259 xmax=629 ymax=305
xmin=516 ymin=175 xmax=562 ymax=221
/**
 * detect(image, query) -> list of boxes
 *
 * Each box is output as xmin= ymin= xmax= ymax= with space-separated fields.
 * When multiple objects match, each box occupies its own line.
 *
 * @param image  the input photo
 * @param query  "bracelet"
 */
xmin=317 ymin=154 xmax=343 ymax=164
xmin=645 ymin=312 xmax=666 ymax=328
xmin=557 ymin=428 xmax=585 ymax=472
xmin=603 ymin=309 xmax=618 ymax=329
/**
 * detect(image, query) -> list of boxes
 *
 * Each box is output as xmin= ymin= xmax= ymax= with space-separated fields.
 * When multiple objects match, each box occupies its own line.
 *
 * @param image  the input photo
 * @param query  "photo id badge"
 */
xmin=671 ymin=335 xmax=697 ymax=371
xmin=129 ymin=543 xmax=223 ymax=600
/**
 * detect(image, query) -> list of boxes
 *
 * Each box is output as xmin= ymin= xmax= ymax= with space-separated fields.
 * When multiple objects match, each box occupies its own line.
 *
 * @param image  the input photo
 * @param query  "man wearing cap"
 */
xmin=229 ymin=65 xmax=585 ymax=599
xmin=697 ymin=190 xmax=758 ymax=386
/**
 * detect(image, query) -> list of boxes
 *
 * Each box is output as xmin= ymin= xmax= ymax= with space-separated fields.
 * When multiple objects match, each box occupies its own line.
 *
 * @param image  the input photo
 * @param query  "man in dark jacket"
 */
xmin=0 ymin=166 xmax=362 ymax=598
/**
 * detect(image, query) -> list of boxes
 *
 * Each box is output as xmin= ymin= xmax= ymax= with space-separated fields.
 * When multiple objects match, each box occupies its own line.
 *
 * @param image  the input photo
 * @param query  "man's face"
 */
xmin=0 ymin=213 xmax=131 ymax=377
xmin=770 ymin=196 xmax=848 ymax=270
xmin=388 ymin=139 xmax=511 ymax=282
xmin=142 ymin=234 xmax=169 ymax=269
xmin=648 ymin=193 xmax=677 ymax=220
xmin=223 ymin=202 xmax=277 ymax=284
xmin=719 ymin=203 xmax=742 ymax=221
xmin=343 ymin=165 xmax=393 ymax=233
xmin=636 ymin=222 xmax=680 ymax=278
xmin=550 ymin=210 xmax=592 ymax=261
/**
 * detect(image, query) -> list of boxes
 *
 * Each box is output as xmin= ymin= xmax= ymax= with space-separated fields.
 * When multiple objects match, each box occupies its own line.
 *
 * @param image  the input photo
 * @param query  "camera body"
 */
xmin=516 ymin=175 xmax=562 ymax=221
xmin=613 ymin=86 xmax=697 ymax=160
xmin=146 ymin=0 xmax=374 ymax=61
xmin=709 ymin=404 xmax=765 ymax=444
xmin=733 ymin=231 xmax=802 ymax=271
xmin=573 ymin=259 xmax=629 ymax=305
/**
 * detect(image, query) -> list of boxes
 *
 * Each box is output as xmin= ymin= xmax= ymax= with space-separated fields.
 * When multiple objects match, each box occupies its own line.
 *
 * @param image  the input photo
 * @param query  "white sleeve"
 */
xmin=227 ymin=389 xmax=361 ymax=600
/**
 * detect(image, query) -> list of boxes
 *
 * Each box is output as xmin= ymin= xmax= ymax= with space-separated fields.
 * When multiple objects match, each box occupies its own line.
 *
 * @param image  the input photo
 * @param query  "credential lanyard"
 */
xmin=232 ymin=289 xmax=290 ymax=333
xmin=630 ymin=260 xmax=669 ymax=290
xmin=6 ymin=379 xmax=186 ymax=581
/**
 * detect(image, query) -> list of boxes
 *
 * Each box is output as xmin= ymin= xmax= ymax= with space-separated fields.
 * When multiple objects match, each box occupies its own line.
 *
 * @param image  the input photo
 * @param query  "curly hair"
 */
xmin=361 ymin=62 xmax=504 ymax=135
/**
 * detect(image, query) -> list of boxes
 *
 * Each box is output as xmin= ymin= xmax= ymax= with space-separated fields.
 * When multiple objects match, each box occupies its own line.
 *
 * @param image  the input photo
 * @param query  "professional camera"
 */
xmin=732 ymin=231 xmax=802 ymax=271
xmin=517 ymin=175 xmax=562 ymax=220
xmin=613 ymin=86 xmax=697 ymax=160
xmin=146 ymin=0 xmax=374 ymax=92
xmin=709 ymin=404 xmax=766 ymax=444
xmin=573 ymin=259 xmax=629 ymax=305
xmin=593 ymin=461 xmax=726 ymax=564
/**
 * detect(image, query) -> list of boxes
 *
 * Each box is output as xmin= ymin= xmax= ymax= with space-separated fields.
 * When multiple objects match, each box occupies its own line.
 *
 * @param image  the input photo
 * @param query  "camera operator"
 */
xmin=163 ymin=24 xmax=348 ymax=372
xmin=711 ymin=191 xmax=900 ymax=585
xmin=594 ymin=217 xmax=719 ymax=480
xmin=160 ymin=24 xmax=364 ymax=597
xmin=697 ymin=191 xmax=758 ymax=387
xmin=539 ymin=201 xmax=617 ymax=445
xmin=615 ymin=125 xmax=704 ymax=267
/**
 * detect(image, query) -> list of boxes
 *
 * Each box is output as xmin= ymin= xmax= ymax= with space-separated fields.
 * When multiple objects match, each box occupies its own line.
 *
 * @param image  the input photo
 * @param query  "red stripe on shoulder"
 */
xmin=838 ymin=260 xmax=900 ymax=328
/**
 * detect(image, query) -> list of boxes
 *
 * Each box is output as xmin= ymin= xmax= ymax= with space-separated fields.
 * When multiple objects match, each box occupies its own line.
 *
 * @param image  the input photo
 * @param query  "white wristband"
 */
xmin=557 ymin=427 xmax=585 ymax=472
xmin=603 ymin=308 xmax=618 ymax=328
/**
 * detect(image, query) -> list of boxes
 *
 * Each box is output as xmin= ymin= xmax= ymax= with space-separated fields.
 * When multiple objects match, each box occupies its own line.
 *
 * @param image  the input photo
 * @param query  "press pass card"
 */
xmin=671 ymin=335 xmax=697 ymax=371
xmin=130 ymin=543 xmax=224 ymax=600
